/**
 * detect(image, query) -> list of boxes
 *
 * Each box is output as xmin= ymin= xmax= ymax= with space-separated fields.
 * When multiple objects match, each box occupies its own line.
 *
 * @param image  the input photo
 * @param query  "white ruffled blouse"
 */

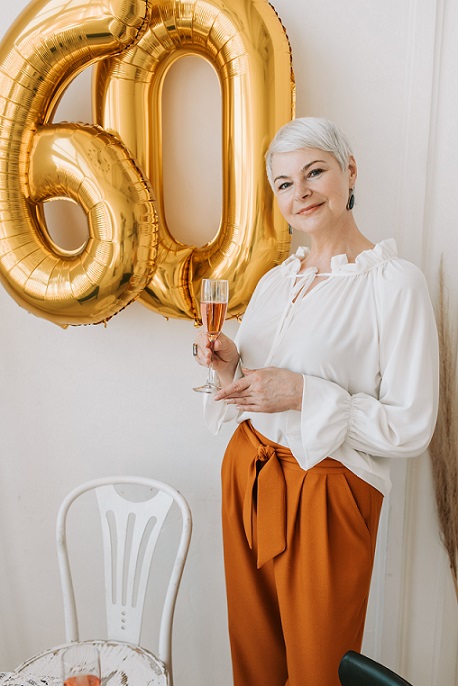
xmin=204 ymin=239 xmax=439 ymax=495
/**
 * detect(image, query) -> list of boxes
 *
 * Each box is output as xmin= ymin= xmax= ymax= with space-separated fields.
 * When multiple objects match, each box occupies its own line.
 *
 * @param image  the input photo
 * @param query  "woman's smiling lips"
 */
xmin=297 ymin=202 xmax=324 ymax=215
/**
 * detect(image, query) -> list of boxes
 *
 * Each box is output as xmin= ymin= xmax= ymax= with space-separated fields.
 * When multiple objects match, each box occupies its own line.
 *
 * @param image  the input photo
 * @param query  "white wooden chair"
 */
xmin=17 ymin=476 xmax=192 ymax=686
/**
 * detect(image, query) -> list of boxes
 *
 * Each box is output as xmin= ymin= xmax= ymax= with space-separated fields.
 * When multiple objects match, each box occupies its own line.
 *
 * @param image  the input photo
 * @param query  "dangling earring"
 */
xmin=346 ymin=189 xmax=355 ymax=211
xmin=288 ymin=225 xmax=293 ymax=235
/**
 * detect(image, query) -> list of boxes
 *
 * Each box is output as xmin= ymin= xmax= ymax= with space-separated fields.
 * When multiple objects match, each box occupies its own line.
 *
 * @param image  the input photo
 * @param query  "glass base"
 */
xmin=193 ymin=382 xmax=221 ymax=393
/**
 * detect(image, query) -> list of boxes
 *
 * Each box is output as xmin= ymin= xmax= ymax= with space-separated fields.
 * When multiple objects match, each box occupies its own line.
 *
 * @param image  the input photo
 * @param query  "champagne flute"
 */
xmin=61 ymin=645 xmax=101 ymax=686
xmin=193 ymin=278 xmax=229 ymax=393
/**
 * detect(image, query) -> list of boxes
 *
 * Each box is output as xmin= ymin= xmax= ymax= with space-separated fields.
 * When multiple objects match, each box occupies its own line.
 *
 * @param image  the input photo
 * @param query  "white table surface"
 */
xmin=12 ymin=640 xmax=168 ymax=686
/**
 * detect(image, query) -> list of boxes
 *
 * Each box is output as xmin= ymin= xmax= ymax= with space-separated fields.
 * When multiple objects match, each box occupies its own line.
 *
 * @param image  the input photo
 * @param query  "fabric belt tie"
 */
xmin=242 ymin=440 xmax=287 ymax=569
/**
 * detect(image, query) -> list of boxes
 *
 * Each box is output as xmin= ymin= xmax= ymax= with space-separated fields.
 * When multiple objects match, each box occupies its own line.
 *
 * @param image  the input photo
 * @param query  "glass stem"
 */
xmin=207 ymin=337 xmax=218 ymax=386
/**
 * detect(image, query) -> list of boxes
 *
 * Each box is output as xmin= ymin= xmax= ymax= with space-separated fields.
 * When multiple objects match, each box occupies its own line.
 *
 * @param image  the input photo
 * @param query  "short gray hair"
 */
xmin=265 ymin=117 xmax=354 ymax=189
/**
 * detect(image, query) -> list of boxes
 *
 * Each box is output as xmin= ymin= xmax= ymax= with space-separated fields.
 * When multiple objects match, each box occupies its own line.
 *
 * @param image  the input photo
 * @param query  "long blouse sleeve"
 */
xmin=287 ymin=260 xmax=439 ymax=467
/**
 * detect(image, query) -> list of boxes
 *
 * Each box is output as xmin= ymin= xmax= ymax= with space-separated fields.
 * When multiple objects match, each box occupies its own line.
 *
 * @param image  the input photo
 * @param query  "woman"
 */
xmin=193 ymin=117 xmax=439 ymax=686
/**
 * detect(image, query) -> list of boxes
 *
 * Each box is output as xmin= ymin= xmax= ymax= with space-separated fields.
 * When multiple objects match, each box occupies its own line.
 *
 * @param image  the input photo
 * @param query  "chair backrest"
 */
xmin=339 ymin=651 xmax=413 ymax=686
xmin=56 ymin=476 xmax=192 ymax=676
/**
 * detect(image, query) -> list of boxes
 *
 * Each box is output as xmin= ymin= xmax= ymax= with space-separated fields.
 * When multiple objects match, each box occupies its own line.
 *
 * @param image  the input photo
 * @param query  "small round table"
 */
xmin=15 ymin=640 xmax=168 ymax=686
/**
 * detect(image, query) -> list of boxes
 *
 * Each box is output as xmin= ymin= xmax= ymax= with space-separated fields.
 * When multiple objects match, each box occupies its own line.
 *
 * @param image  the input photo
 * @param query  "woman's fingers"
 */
xmin=193 ymin=332 xmax=239 ymax=371
xmin=192 ymin=330 xmax=211 ymax=366
xmin=214 ymin=375 xmax=251 ymax=401
xmin=214 ymin=367 xmax=303 ymax=412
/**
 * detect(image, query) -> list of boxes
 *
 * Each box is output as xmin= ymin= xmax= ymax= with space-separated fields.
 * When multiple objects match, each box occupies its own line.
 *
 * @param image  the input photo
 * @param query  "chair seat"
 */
xmin=15 ymin=640 xmax=168 ymax=686
xmin=339 ymin=651 xmax=413 ymax=686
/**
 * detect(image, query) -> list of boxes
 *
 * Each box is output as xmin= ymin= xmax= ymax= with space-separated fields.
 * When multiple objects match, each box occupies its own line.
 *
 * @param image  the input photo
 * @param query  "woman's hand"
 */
xmin=214 ymin=367 xmax=303 ymax=413
xmin=193 ymin=331 xmax=240 ymax=387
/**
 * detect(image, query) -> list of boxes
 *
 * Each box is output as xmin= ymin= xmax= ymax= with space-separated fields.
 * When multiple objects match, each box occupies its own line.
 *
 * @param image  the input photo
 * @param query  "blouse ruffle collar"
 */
xmin=282 ymin=239 xmax=398 ymax=276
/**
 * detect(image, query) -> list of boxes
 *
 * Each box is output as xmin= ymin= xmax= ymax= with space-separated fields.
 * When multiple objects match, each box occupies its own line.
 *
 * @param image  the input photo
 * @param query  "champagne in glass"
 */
xmin=61 ymin=645 xmax=101 ymax=686
xmin=193 ymin=279 xmax=229 ymax=393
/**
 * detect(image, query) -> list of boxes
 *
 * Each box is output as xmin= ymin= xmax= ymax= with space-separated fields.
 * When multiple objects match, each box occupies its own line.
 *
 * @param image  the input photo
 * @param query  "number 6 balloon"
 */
xmin=0 ymin=0 xmax=158 ymax=327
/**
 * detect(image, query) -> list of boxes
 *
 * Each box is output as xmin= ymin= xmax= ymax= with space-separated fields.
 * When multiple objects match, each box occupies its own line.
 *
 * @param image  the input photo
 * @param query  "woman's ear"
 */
xmin=348 ymin=155 xmax=358 ymax=186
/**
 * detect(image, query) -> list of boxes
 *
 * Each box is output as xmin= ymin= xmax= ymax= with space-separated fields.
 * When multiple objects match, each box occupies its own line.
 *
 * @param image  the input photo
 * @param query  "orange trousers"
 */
xmin=221 ymin=420 xmax=383 ymax=686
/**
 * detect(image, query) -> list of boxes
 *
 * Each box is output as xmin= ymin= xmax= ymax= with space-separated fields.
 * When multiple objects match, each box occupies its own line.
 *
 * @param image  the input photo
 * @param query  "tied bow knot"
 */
xmin=242 ymin=443 xmax=287 ymax=568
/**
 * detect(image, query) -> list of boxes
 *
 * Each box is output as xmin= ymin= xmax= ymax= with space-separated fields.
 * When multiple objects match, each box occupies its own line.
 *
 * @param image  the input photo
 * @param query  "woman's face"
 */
xmin=271 ymin=148 xmax=357 ymax=237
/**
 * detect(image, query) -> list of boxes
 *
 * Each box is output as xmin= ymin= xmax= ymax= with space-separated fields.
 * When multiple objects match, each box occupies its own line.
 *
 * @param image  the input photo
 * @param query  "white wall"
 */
xmin=1 ymin=1 xmax=457 ymax=685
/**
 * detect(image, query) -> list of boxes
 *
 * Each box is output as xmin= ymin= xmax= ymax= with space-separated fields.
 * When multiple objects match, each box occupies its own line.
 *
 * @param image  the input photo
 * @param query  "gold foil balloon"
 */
xmin=94 ymin=0 xmax=295 ymax=321
xmin=0 ymin=0 xmax=158 ymax=326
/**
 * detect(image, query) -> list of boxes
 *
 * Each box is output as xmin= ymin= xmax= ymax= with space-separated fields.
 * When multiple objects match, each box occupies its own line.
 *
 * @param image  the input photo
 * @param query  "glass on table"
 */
xmin=61 ymin=644 xmax=100 ymax=686
xmin=193 ymin=278 xmax=229 ymax=393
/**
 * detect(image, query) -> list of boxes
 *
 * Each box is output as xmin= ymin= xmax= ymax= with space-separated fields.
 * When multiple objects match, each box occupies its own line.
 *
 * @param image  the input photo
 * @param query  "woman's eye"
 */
xmin=308 ymin=168 xmax=324 ymax=178
xmin=277 ymin=181 xmax=292 ymax=191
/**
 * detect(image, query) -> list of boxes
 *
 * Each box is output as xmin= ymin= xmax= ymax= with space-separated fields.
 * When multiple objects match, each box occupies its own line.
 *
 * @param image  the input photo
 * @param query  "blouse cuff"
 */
xmin=299 ymin=374 xmax=352 ymax=466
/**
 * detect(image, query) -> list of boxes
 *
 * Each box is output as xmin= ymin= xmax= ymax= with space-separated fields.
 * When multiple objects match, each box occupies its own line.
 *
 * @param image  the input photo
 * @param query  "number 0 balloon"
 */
xmin=0 ymin=0 xmax=294 ymax=326
xmin=0 ymin=0 xmax=158 ymax=327
xmin=95 ymin=0 xmax=295 ymax=321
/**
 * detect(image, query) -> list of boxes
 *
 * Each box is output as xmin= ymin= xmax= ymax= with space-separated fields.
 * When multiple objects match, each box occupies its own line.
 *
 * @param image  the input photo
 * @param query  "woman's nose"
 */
xmin=294 ymin=180 xmax=311 ymax=200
